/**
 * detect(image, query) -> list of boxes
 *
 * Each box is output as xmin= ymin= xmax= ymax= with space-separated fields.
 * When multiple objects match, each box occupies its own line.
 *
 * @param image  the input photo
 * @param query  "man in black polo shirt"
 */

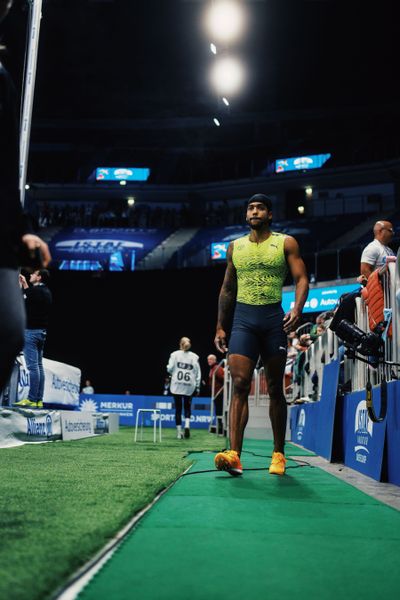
xmin=15 ymin=269 xmax=52 ymax=408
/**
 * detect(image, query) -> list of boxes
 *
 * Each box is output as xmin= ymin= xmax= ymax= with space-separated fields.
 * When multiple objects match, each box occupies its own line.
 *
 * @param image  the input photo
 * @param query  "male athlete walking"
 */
xmin=214 ymin=194 xmax=309 ymax=476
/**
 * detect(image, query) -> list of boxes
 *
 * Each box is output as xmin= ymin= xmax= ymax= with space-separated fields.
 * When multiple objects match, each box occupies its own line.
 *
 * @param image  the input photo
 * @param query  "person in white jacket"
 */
xmin=167 ymin=337 xmax=201 ymax=439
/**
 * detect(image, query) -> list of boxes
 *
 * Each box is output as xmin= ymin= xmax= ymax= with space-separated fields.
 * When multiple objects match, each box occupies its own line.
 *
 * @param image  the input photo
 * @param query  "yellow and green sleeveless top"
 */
xmin=232 ymin=232 xmax=287 ymax=305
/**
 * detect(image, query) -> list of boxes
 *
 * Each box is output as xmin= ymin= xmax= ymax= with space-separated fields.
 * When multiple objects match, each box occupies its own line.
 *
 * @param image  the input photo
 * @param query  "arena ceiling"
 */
xmin=2 ymin=0 xmax=399 ymax=184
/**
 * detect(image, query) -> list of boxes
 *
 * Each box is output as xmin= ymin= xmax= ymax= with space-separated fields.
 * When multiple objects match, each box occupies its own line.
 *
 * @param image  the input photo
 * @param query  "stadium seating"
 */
xmin=166 ymin=214 xmax=373 ymax=271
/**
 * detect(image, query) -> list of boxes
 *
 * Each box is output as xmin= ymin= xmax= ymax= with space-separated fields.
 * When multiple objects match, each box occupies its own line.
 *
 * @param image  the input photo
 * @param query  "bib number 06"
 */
xmin=177 ymin=370 xmax=191 ymax=382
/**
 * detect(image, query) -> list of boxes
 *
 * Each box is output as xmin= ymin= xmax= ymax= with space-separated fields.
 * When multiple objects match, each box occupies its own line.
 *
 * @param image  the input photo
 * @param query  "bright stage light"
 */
xmin=204 ymin=1 xmax=246 ymax=44
xmin=222 ymin=97 xmax=230 ymax=106
xmin=297 ymin=205 xmax=305 ymax=215
xmin=127 ymin=197 xmax=135 ymax=206
xmin=119 ymin=180 xmax=127 ymax=186
xmin=210 ymin=42 xmax=217 ymax=54
xmin=213 ymin=117 xmax=221 ymax=126
xmin=210 ymin=56 xmax=245 ymax=95
xmin=305 ymin=186 xmax=313 ymax=197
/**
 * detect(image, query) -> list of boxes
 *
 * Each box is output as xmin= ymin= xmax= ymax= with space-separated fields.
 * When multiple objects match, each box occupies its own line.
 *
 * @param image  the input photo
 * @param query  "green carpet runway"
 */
xmin=78 ymin=440 xmax=400 ymax=600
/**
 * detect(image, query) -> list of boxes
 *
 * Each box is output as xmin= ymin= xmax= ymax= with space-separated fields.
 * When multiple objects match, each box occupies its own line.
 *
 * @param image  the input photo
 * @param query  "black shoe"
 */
xmin=184 ymin=427 xmax=190 ymax=438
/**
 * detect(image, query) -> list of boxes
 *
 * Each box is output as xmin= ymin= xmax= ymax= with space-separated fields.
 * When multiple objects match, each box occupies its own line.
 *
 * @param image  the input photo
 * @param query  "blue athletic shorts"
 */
xmin=228 ymin=302 xmax=287 ymax=363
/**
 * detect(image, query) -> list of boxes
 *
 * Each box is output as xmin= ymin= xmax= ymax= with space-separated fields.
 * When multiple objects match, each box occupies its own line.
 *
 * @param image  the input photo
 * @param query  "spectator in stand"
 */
xmin=82 ymin=379 xmax=95 ymax=394
xmin=167 ymin=337 xmax=201 ymax=439
xmin=207 ymin=354 xmax=225 ymax=433
xmin=0 ymin=0 xmax=51 ymax=398
xmin=292 ymin=330 xmax=311 ymax=397
xmin=294 ymin=317 xmax=328 ymax=402
xmin=14 ymin=269 xmax=52 ymax=408
xmin=360 ymin=220 xmax=395 ymax=281
xmin=299 ymin=313 xmax=326 ymax=346
xmin=288 ymin=330 xmax=301 ymax=352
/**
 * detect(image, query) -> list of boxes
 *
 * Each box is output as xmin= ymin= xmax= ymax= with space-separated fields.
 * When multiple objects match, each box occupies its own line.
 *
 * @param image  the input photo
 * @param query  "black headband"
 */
xmin=247 ymin=194 xmax=272 ymax=211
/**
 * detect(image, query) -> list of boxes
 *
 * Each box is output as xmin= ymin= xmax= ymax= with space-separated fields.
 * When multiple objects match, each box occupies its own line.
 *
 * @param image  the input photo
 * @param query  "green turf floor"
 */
xmin=0 ymin=428 xmax=223 ymax=600
xmin=78 ymin=440 xmax=400 ymax=600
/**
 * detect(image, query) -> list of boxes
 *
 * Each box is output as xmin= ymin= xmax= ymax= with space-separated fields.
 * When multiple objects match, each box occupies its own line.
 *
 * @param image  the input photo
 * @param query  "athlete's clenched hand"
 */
xmin=283 ymin=310 xmax=301 ymax=333
xmin=214 ymin=328 xmax=228 ymax=354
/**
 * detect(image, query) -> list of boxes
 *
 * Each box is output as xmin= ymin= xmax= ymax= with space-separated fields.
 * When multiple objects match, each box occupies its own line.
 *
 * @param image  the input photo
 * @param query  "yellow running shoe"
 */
xmin=214 ymin=450 xmax=243 ymax=476
xmin=269 ymin=451 xmax=286 ymax=475
xmin=13 ymin=399 xmax=37 ymax=408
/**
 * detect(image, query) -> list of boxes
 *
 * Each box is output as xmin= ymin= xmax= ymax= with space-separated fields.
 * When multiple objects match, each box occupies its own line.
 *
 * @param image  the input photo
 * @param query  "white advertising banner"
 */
xmin=43 ymin=358 xmax=81 ymax=407
xmin=61 ymin=412 xmax=96 ymax=441
xmin=0 ymin=409 xmax=62 ymax=448
xmin=17 ymin=354 xmax=30 ymax=401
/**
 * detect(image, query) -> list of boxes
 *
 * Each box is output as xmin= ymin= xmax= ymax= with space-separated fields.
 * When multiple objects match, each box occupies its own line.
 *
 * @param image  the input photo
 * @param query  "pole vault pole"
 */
xmin=19 ymin=0 xmax=43 ymax=207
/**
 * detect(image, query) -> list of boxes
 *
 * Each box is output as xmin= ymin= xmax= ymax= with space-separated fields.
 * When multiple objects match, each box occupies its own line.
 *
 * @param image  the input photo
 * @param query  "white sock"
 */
xmin=185 ymin=418 xmax=190 ymax=429
xmin=177 ymin=425 xmax=182 ymax=434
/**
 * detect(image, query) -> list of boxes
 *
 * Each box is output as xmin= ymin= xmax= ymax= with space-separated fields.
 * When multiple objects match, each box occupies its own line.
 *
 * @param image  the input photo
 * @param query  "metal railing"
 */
xmin=343 ymin=257 xmax=400 ymax=391
xmin=293 ymin=252 xmax=400 ymax=399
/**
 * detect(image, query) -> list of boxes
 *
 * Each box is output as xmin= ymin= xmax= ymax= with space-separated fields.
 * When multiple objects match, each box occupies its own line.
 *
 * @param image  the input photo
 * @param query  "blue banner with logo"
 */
xmin=95 ymin=167 xmax=150 ymax=181
xmin=49 ymin=227 xmax=171 ymax=271
xmin=78 ymin=394 xmax=135 ymax=425
xmin=343 ymin=388 xmax=386 ymax=481
xmin=385 ymin=381 xmax=400 ymax=486
xmin=290 ymin=403 xmax=319 ymax=452
xmin=314 ymin=359 xmax=340 ymax=460
xmin=275 ymin=153 xmax=331 ymax=173
xmin=282 ymin=283 xmax=360 ymax=314
xmin=290 ymin=361 xmax=339 ymax=454
xmin=77 ymin=394 xmax=212 ymax=428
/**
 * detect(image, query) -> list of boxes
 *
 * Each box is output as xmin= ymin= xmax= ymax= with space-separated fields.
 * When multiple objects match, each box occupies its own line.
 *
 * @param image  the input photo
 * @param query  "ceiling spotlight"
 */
xmin=127 ymin=197 xmax=135 ymax=206
xmin=213 ymin=118 xmax=221 ymax=127
xmin=222 ymin=97 xmax=230 ymax=106
xmin=210 ymin=56 xmax=245 ymax=95
xmin=210 ymin=42 xmax=217 ymax=54
xmin=297 ymin=205 xmax=305 ymax=215
xmin=305 ymin=186 xmax=313 ymax=197
xmin=25 ymin=184 xmax=30 ymax=190
xmin=204 ymin=1 xmax=247 ymax=44
xmin=119 ymin=180 xmax=127 ymax=186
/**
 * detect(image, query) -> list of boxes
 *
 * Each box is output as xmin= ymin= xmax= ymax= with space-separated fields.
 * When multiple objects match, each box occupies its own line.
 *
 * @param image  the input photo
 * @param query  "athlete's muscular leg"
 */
xmin=262 ymin=353 xmax=287 ymax=453
xmin=228 ymin=354 xmax=256 ymax=455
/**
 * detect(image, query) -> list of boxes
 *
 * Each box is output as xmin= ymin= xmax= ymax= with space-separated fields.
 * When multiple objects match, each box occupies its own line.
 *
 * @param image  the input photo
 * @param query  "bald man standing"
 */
xmin=360 ymin=220 xmax=395 ymax=280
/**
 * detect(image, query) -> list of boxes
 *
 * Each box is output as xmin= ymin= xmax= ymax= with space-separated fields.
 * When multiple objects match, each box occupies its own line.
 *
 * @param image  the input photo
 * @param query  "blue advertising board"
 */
xmin=95 ymin=167 xmax=150 ymax=181
xmin=275 ymin=153 xmax=331 ymax=173
xmin=385 ymin=380 xmax=400 ymax=486
xmin=77 ymin=394 xmax=212 ymax=428
xmin=78 ymin=394 xmax=135 ymax=425
xmin=314 ymin=359 xmax=340 ymax=460
xmin=290 ymin=403 xmax=319 ymax=452
xmin=49 ymin=227 xmax=170 ymax=271
xmin=343 ymin=388 xmax=386 ymax=481
xmin=282 ymin=283 xmax=360 ymax=314
xmin=211 ymin=242 xmax=229 ymax=260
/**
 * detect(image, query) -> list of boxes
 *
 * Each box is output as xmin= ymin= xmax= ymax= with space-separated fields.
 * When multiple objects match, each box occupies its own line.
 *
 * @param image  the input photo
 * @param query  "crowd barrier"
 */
xmin=290 ymin=253 xmax=400 ymax=484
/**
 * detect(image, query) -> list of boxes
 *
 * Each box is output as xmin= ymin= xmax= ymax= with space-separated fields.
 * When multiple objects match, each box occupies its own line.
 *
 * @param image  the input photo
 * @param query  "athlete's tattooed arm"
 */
xmin=215 ymin=242 xmax=237 ymax=353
